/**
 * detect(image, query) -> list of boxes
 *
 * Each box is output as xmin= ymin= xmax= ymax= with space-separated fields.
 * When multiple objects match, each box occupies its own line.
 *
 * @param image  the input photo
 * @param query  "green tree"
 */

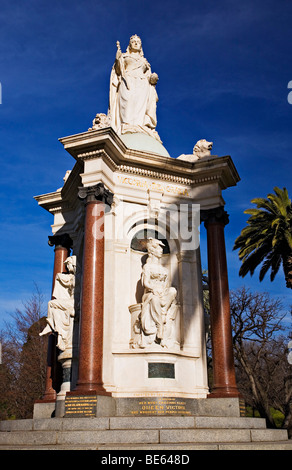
xmin=233 ymin=187 xmax=292 ymax=288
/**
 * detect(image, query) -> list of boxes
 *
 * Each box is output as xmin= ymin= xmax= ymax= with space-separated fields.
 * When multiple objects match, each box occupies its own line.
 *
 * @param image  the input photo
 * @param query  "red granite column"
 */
xmin=73 ymin=183 xmax=113 ymax=395
xmin=201 ymin=207 xmax=240 ymax=398
xmin=39 ymin=234 xmax=72 ymax=402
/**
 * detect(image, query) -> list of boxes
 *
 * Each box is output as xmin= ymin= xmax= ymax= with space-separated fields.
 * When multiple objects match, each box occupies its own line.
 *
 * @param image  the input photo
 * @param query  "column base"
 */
xmin=63 ymin=396 xmax=245 ymax=418
xmin=35 ymin=392 xmax=56 ymax=403
xmin=33 ymin=401 xmax=56 ymax=419
xmin=207 ymin=387 xmax=243 ymax=399
xmin=67 ymin=384 xmax=112 ymax=397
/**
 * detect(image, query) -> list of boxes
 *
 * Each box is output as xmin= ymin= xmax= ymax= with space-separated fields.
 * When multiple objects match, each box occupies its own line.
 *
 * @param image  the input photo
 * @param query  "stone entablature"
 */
xmin=58 ymin=127 xmax=239 ymax=191
xmin=35 ymin=128 xmax=239 ymax=238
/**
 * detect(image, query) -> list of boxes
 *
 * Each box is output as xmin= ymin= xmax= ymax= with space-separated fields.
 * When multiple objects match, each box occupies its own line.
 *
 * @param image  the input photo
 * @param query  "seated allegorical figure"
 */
xmin=139 ymin=238 xmax=178 ymax=348
xmin=39 ymin=255 xmax=77 ymax=351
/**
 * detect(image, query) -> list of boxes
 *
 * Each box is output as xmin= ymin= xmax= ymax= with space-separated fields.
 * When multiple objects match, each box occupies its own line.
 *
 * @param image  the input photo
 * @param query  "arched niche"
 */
xmin=127 ymin=220 xmax=180 ymax=306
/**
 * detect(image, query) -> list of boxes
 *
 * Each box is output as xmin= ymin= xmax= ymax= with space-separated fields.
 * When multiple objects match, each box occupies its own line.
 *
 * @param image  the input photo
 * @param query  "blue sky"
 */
xmin=0 ymin=0 xmax=291 ymax=327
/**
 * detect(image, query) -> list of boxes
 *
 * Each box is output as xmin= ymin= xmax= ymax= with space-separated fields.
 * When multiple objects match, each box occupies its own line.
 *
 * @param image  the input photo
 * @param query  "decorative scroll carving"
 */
xmin=48 ymin=233 xmax=73 ymax=250
xmin=78 ymin=182 xmax=114 ymax=207
xmin=200 ymin=206 xmax=229 ymax=227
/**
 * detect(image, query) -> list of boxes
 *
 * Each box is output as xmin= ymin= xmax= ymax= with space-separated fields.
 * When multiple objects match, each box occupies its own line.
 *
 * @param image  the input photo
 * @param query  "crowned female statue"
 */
xmin=109 ymin=35 xmax=161 ymax=142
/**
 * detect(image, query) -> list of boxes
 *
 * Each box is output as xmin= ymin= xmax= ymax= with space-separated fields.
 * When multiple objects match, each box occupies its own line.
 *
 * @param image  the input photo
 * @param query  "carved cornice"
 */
xmin=78 ymin=149 xmax=106 ymax=160
xmin=59 ymin=128 xmax=240 ymax=190
xmin=48 ymin=202 xmax=71 ymax=214
xmin=61 ymin=160 xmax=83 ymax=201
xmin=78 ymin=182 xmax=114 ymax=207
xmin=34 ymin=190 xmax=63 ymax=212
xmin=35 ymin=161 xmax=83 ymax=217
xmin=118 ymin=165 xmax=193 ymax=185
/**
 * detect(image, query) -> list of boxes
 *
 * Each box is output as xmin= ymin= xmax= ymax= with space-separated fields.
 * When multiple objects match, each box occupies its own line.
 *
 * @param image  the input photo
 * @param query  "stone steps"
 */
xmin=0 ymin=416 xmax=291 ymax=450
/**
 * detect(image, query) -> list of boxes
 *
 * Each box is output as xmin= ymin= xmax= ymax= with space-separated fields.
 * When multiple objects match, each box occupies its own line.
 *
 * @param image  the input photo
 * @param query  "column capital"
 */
xmin=48 ymin=233 xmax=73 ymax=250
xmin=200 ymin=206 xmax=229 ymax=227
xmin=78 ymin=182 xmax=113 ymax=207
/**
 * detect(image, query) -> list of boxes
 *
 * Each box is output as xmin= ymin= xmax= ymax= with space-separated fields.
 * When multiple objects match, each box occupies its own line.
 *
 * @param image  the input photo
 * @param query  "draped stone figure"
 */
xmin=139 ymin=238 xmax=178 ymax=348
xmin=109 ymin=35 xmax=160 ymax=142
xmin=40 ymin=256 xmax=76 ymax=351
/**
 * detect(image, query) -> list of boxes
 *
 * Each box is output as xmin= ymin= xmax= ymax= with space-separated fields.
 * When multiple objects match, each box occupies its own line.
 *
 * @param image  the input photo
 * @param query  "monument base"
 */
xmin=33 ymin=401 xmax=56 ymax=419
xmin=114 ymin=396 xmax=245 ymax=417
xmin=65 ymin=394 xmax=116 ymax=418
xmin=48 ymin=395 xmax=245 ymax=419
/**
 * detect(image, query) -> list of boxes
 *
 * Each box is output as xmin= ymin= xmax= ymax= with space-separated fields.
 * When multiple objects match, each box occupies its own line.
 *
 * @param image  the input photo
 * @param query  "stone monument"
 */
xmin=34 ymin=35 xmax=242 ymax=419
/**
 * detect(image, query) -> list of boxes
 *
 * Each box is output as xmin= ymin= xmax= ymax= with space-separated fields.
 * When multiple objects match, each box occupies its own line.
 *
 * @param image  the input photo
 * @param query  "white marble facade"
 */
xmin=103 ymin=193 xmax=207 ymax=398
xmin=101 ymin=144 xmax=207 ymax=397
xmin=35 ymin=126 xmax=239 ymax=399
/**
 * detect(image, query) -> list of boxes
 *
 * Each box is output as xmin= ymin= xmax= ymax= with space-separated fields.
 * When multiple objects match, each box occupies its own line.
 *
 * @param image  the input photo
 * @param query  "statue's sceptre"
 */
xmin=116 ymin=41 xmax=129 ymax=90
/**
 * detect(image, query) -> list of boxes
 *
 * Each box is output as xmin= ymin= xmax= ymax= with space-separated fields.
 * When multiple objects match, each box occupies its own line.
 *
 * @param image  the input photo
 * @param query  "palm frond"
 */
xmin=234 ymin=187 xmax=292 ymax=287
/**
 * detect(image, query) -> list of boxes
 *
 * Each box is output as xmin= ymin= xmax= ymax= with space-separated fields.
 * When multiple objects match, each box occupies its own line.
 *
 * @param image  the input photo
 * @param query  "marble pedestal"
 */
xmin=35 ymin=128 xmax=240 ymax=415
xmin=61 ymin=396 xmax=244 ymax=418
xmin=55 ymin=349 xmax=73 ymax=418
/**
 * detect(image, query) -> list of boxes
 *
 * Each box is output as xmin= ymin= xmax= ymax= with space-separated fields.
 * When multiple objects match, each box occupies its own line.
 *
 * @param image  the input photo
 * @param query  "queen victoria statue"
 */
xmin=109 ymin=35 xmax=160 ymax=142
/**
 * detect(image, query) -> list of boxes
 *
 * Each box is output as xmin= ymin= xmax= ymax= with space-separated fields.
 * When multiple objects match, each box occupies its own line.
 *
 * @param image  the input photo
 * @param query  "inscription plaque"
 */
xmin=129 ymin=397 xmax=190 ymax=415
xmin=148 ymin=362 xmax=175 ymax=379
xmin=115 ymin=396 xmax=194 ymax=416
xmin=65 ymin=395 xmax=97 ymax=417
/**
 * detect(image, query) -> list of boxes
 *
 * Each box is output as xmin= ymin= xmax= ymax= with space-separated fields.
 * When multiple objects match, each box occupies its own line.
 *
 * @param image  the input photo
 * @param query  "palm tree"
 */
xmin=233 ymin=187 xmax=292 ymax=289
